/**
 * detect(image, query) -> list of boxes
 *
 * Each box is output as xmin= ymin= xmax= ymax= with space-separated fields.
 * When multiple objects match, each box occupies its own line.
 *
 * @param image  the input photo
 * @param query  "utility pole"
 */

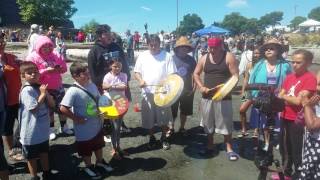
xmin=176 ymin=0 xmax=179 ymax=30
xmin=294 ymin=5 xmax=298 ymax=16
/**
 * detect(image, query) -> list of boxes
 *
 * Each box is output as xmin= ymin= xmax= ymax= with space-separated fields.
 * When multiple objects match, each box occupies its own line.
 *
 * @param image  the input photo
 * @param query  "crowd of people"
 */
xmin=0 ymin=22 xmax=320 ymax=180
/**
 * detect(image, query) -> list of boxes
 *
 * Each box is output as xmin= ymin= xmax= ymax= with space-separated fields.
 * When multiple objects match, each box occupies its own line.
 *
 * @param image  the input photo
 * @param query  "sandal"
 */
xmin=111 ymin=151 xmax=122 ymax=160
xmin=237 ymin=131 xmax=249 ymax=138
xmin=8 ymin=150 xmax=25 ymax=161
xmin=119 ymin=150 xmax=129 ymax=157
xmin=226 ymin=151 xmax=239 ymax=161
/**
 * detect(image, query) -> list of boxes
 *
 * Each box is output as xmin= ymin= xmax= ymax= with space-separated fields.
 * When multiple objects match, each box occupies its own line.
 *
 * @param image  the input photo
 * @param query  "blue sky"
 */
xmin=71 ymin=0 xmax=319 ymax=34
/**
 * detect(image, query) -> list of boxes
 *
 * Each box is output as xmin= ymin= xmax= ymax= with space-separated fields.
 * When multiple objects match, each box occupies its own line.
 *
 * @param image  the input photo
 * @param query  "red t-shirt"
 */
xmin=3 ymin=53 xmax=22 ymax=105
xmin=281 ymin=71 xmax=316 ymax=121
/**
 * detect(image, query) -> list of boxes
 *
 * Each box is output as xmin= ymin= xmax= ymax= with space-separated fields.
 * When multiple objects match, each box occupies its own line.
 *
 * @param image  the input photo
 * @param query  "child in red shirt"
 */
xmin=278 ymin=49 xmax=317 ymax=179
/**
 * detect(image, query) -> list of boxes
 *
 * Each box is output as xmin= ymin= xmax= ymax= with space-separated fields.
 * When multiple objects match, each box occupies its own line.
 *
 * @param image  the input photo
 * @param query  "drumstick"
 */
xmin=146 ymin=84 xmax=163 ymax=87
xmin=208 ymin=84 xmax=224 ymax=91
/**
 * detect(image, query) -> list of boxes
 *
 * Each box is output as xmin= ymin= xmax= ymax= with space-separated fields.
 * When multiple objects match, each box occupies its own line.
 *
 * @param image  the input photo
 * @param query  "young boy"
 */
xmin=278 ymin=49 xmax=317 ymax=179
xmin=60 ymin=62 xmax=112 ymax=179
xmin=19 ymin=62 xmax=55 ymax=180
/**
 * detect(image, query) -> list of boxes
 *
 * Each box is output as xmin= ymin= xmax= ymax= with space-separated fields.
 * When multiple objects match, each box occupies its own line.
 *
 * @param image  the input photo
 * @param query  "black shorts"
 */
xmin=171 ymin=92 xmax=194 ymax=119
xmin=22 ymin=140 xmax=49 ymax=160
xmin=2 ymin=104 xmax=19 ymax=136
xmin=48 ymin=87 xmax=65 ymax=115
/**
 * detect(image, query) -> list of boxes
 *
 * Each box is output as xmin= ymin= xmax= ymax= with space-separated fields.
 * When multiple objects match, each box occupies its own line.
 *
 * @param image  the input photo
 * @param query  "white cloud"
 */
xmin=141 ymin=6 xmax=152 ymax=11
xmin=226 ymin=0 xmax=248 ymax=8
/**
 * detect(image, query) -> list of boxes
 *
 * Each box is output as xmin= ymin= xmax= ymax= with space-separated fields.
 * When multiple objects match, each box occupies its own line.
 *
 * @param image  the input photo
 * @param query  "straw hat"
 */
xmin=174 ymin=36 xmax=193 ymax=52
xmin=260 ymin=38 xmax=284 ymax=54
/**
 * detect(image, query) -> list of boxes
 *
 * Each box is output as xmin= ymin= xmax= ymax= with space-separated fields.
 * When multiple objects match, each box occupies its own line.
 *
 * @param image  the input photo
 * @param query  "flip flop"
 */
xmin=226 ymin=151 xmax=239 ymax=161
xmin=237 ymin=132 xmax=249 ymax=138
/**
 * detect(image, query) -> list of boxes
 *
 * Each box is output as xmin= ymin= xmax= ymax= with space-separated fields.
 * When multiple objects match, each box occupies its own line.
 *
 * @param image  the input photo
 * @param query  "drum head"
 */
xmin=154 ymin=74 xmax=184 ymax=107
xmin=98 ymin=91 xmax=129 ymax=119
xmin=212 ymin=75 xmax=238 ymax=101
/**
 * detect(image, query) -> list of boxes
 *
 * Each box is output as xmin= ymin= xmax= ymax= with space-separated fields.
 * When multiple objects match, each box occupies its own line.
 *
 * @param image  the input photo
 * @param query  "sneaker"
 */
xmin=83 ymin=165 xmax=101 ymax=180
xmin=49 ymin=128 xmax=57 ymax=140
xmin=160 ymin=136 xmax=170 ymax=150
xmin=271 ymin=172 xmax=292 ymax=180
xmin=95 ymin=159 xmax=113 ymax=172
xmin=148 ymin=135 xmax=157 ymax=149
xmin=263 ymin=143 xmax=269 ymax=151
xmin=104 ymin=135 xmax=111 ymax=143
xmin=61 ymin=124 xmax=73 ymax=135
xmin=178 ymin=128 xmax=187 ymax=137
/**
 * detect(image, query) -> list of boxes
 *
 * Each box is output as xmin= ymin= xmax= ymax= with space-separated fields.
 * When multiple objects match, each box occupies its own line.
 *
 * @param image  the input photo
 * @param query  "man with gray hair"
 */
xmin=27 ymin=24 xmax=39 ymax=55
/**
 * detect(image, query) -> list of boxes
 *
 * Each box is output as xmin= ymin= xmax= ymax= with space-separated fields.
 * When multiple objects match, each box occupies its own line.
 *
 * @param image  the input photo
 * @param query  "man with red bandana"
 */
xmin=194 ymin=37 xmax=239 ymax=160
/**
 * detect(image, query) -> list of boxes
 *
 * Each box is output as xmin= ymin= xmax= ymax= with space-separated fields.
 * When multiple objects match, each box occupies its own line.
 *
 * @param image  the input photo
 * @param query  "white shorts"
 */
xmin=141 ymin=93 xmax=172 ymax=129
xmin=200 ymin=98 xmax=233 ymax=135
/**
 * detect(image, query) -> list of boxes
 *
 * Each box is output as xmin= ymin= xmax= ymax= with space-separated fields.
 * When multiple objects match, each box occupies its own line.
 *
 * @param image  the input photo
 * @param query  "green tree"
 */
xmin=177 ymin=13 xmax=204 ymax=36
xmin=17 ymin=0 xmax=77 ymax=27
xmin=308 ymin=6 xmax=320 ymax=21
xmin=244 ymin=18 xmax=259 ymax=34
xmin=258 ymin=11 xmax=283 ymax=29
xmin=81 ymin=19 xmax=99 ymax=34
xmin=221 ymin=12 xmax=248 ymax=35
xmin=289 ymin=16 xmax=307 ymax=30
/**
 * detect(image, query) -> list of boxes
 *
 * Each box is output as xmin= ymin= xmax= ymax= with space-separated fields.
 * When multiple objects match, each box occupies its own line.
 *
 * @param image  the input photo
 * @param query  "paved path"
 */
xmin=8 ymin=45 xmax=320 ymax=180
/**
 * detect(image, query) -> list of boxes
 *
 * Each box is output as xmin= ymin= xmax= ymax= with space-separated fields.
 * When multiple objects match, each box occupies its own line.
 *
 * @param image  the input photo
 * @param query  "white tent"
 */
xmin=299 ymin=19 xmax=320 ymax=27
xmin=299 ymin=19 xmax=320 ymax=32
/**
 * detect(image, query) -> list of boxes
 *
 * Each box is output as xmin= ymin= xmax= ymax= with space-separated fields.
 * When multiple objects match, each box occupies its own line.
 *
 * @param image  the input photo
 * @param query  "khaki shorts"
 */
xmin=141 ymin=93 xmax=172 ymax=129
xmin=200 ymin=98 xmax=233 ymax=135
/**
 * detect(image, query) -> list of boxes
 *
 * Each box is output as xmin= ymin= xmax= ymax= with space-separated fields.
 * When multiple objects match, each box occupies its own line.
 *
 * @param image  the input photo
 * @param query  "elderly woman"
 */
xmin=0 ymin=34 xmax=23 ymax=161
xmin=248 ymin=39 xmax=292 ymax=151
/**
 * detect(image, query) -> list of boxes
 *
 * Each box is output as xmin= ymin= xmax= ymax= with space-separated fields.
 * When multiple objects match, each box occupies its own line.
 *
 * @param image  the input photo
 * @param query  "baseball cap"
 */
xmin=207 ymin=37 xmax=223 ymax=47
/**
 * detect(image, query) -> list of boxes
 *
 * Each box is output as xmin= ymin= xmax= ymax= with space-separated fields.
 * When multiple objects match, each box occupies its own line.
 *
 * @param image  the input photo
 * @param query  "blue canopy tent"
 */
xmin=194 ymin=25 xmax=230 ymax=36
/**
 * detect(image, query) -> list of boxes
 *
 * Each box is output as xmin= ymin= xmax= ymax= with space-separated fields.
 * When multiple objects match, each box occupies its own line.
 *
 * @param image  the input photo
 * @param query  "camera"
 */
xmin=253 ymin=90 xmax=285 ymax=116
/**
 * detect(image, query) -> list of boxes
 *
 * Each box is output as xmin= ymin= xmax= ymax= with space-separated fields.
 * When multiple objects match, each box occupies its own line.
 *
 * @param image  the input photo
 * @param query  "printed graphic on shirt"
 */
xmin=287 ymin=80 xmax=301 ymax=96
xmin=177 ymin=66 xmax=187 ymax=77
xmin=86 ymin=97 xmax=97 ymax=117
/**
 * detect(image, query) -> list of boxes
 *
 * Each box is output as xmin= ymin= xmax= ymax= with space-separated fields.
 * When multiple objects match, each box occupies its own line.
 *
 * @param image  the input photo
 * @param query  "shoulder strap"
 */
xmin=72 ymin=84 xmax=99 ymax=107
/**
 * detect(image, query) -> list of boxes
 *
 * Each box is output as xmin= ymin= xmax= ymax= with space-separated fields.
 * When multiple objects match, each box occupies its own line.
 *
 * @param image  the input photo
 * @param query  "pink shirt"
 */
xmin=103 ymin=72 xmax=127 ymax=96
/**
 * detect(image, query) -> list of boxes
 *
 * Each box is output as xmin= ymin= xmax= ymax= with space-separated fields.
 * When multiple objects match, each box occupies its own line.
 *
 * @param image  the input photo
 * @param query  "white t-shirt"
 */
xmin=239 ymin=50 xmax=253 ymax=76
xmin=28 ymin=33 xmax=39 ymax=55
xmin=134 ymin=50 xmax=177 ymax=94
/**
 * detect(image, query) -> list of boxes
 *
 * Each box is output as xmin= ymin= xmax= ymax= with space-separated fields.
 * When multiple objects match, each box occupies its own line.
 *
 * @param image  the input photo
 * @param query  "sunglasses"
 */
xmin=291 ymin=61 xmax=303 ymax=64
xmin=265 ymin=47 xmax=276 ymax=51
